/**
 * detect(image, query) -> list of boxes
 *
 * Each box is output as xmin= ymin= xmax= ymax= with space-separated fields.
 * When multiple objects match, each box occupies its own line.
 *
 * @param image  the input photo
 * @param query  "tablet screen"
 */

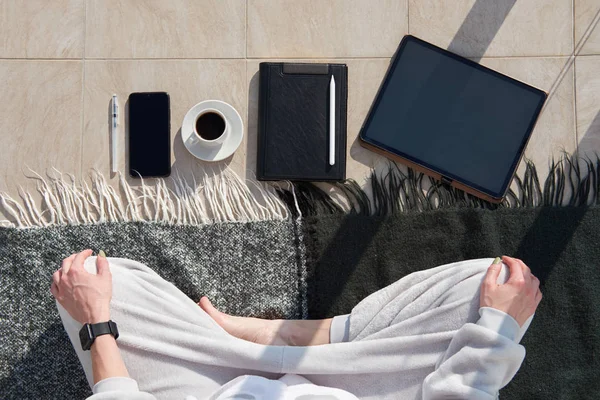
xmin=360 ymin=36 xmax=546 ymax=198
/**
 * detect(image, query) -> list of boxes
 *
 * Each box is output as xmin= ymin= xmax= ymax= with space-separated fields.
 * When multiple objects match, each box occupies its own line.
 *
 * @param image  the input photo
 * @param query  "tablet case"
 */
xmin=358 ymin=35 xmax=547 ymax=203
xmin=257 ymin=62 xmax=348 ymax=181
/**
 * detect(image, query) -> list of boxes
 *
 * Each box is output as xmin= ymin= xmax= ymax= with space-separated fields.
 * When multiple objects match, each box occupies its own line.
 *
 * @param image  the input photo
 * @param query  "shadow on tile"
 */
xmin=447 ymin=0 xmax=517 ymax=62
xmin=171 ymin=128 xmax=233 ymax=192
xmin=294 ymin=0 xmax=521 ymax=327
xmin=348 ymin=0 xmax=518 ymax=185
xmin=246 ymin=72 xmax=260 ymax=181
xmin=578 ymin=110 xmax=600 ymax=157
xmin=541 ymin=8 xmax=600 ymax=114
xmin=117 ymin=97 xmax=233 ymax=193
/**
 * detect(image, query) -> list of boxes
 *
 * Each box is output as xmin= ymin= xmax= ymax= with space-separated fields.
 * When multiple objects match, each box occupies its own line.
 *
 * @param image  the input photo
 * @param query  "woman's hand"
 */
xmin=480 ymin=256 xmax=542 ymax=327
xmin=51 ymin=249 xmax=112 ymax=324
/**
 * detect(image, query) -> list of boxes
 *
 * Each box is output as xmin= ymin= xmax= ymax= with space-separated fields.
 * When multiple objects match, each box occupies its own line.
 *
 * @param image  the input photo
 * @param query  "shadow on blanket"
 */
xmin=0 ymin=321 xmax=90 ymax=398
xmin=304 ymin=207 xmax=600 ymax=399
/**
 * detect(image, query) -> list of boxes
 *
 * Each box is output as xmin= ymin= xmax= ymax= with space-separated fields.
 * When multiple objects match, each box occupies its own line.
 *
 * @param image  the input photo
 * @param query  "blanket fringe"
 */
xmin=3 ymin=153 xmax=598 ymax=227
xmin=0 ymin=167 xmax=291 ymax=228
xmin=278 ymin=153 xmax=600 ymax=217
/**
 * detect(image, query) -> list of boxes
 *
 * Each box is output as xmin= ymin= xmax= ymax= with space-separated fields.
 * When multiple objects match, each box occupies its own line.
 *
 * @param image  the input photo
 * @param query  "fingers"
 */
xmin=517 ymin=259 xmax=532 ymax=276
xmin=70 ymin=249 xmax=93 ymax=274
xmin=516 ymin=258 xmax=533 ymax=284
xmin=50 ymin=281 xmax=58 ymax=298
xmin=96 ymin=253 xmax=110 ymax=276
xmin=503 ymin=256 xmax=525 ymax=285
xmin=484 ymin=259 xmax=503 ymax=286
xmin=60 ymin=253 xmax=77 ymax=276
xmin=53 ymin=270 xmax=61 ymax=287
xmin=535 ymin=289 xmax=543 ymax=305
xmin=509 ymin=256 xmax=539 ymax=285
xmin=51 ymin=270 xmax=61 ymax=299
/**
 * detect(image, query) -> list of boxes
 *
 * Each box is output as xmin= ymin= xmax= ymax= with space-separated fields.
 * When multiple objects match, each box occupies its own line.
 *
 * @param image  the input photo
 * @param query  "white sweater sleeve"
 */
xmin=422 ymin=307 xmax=528 ymax=399
xmin=85 ymin=377 xmax=156 ymax=399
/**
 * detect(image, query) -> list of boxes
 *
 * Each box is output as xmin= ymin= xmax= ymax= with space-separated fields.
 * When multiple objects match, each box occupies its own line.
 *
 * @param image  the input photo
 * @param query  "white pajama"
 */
xmin=56 ymin=257 xmax=532 ymax=399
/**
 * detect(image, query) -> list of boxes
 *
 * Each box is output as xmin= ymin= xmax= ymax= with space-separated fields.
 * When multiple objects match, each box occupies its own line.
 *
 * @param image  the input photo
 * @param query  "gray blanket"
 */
xmin=1 ymin=154 xmax=598 ymax=399
xmin=0 ymin=220 xmax=305 ymax=399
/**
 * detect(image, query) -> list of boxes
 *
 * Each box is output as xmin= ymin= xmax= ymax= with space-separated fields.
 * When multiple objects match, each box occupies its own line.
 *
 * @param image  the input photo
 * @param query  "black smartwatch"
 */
xmin=79 ymin=320 xmax=119 ymax=351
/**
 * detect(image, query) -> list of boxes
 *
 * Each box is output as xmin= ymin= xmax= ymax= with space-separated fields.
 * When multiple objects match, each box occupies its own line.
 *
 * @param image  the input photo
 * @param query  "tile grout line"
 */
xmin=245 ymin=50 xmax=249 ymax=174
xmin=573 ymin=58 xmax=578 ymax=145
xmin=407 ymin=0 xmax=410 ymax=34
xmin=245 ymin=0 xmax=248 ymax=59
xmin=4 ymin=55 xmax=598 ymax=61
xmin=572 ymin=0 xmax=575 ymax=52
xmin=79 ymin=0 xmax=87 ymax=178
xmin=572 ymin=0 xmax=579 ymax=145
xmin=0 ymin=57 xmax=387 ymax=61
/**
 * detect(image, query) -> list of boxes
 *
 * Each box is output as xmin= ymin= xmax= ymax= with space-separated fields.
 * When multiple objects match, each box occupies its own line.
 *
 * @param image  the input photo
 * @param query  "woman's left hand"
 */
xmin=51 ymin=249 xmax=112 ymax=324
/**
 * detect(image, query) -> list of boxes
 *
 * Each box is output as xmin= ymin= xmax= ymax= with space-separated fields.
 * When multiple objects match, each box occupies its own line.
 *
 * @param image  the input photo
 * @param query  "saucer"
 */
xmin=182 ymin=100 xmax=244 ymax=162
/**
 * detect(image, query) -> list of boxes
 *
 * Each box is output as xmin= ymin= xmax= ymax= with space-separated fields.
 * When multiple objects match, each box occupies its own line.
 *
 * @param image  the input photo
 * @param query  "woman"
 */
xmin=51 ymin=250 xmax=541 ymax=399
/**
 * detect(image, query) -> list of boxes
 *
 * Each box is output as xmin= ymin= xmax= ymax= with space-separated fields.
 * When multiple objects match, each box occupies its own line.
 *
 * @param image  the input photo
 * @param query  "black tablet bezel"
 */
xmin=359 ymin=35 xmax=547 ymax=200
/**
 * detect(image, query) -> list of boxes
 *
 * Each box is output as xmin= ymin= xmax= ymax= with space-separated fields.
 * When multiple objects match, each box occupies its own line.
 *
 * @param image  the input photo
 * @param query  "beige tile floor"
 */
xmin=1 ymin=0 xmax=599 ymax=222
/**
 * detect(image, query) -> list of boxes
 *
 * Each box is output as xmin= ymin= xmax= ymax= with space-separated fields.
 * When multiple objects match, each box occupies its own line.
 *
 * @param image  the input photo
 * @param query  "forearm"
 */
xmin=280 ymin=318 xmax=333 ymax=346
xmin=91 ymin=335 xmax=130 ymax=385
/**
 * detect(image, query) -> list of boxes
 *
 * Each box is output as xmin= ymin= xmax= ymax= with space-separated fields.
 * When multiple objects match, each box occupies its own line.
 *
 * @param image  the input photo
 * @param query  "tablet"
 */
xmin=359 ymin=35 xmax=547 ymax=202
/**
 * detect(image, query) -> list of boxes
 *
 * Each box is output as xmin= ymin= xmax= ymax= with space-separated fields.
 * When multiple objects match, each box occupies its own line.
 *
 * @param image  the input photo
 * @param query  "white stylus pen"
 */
xmin=329 ymin=75 xmax=336 ymax=166
xmin=111 ymin=94 xmax=118 ymax=173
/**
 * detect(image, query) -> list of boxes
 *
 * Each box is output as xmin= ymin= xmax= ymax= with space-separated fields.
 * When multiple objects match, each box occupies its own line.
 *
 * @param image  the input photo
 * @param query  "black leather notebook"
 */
xmin=257 ymin=62 xmax=348 ymax=181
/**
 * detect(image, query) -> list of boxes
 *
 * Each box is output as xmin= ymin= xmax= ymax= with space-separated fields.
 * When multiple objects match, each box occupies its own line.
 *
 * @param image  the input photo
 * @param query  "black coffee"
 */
xmin=195 ymin=112 xmax=226 ymax=141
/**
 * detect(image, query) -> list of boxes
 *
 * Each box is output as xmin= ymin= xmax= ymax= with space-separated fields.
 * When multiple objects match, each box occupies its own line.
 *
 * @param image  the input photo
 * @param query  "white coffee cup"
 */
xmin=189 ymin=108 xmax=229 ymax=148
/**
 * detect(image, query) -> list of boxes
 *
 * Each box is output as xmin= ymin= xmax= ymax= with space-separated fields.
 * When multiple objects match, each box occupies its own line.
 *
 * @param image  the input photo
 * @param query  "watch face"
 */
xmin=79 ymin=324 xmax=93 ymax=351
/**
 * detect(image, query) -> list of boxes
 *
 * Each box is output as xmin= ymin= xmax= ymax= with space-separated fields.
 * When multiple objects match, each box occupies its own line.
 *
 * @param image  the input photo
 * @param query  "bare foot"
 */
xmin=198 ymin=297 xmax=288 ymax=345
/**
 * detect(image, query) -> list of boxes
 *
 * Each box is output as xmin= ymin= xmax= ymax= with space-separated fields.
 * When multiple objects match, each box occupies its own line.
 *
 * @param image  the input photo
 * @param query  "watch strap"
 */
xmin=90 ymin=321 xmax=115 ymax=338
xmin=80 ymin=320 xmax=119 ymax=350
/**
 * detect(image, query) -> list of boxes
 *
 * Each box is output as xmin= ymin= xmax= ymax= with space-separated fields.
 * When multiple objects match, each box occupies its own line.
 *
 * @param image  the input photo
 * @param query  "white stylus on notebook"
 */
xmin=111 ymin=94 xmax=118 ymax=173
xmin=329 ymin=75 xmax=335 ymax=166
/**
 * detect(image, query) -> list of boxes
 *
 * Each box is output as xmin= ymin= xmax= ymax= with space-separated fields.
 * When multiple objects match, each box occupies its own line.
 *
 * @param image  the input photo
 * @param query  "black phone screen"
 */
xmin=128 ymin=92 xmax=171 ymax=178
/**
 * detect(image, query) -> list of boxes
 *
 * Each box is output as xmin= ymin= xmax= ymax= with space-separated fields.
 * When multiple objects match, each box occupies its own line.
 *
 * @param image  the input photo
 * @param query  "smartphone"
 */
xmin=128 ymin=92 xmax=171 ymax=178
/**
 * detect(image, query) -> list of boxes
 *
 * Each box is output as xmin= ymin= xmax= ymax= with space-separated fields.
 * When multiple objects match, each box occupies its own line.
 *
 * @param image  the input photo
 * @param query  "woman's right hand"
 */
xmin=480 ymin=256 xmax=542 ymax=327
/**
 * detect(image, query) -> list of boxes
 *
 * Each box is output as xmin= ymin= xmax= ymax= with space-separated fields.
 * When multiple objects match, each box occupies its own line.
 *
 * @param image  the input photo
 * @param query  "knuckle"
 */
xmin=483 ymin=278 xmax=496 ymax=287
xmin=513 ymin=278 xmax=526 ymax=288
